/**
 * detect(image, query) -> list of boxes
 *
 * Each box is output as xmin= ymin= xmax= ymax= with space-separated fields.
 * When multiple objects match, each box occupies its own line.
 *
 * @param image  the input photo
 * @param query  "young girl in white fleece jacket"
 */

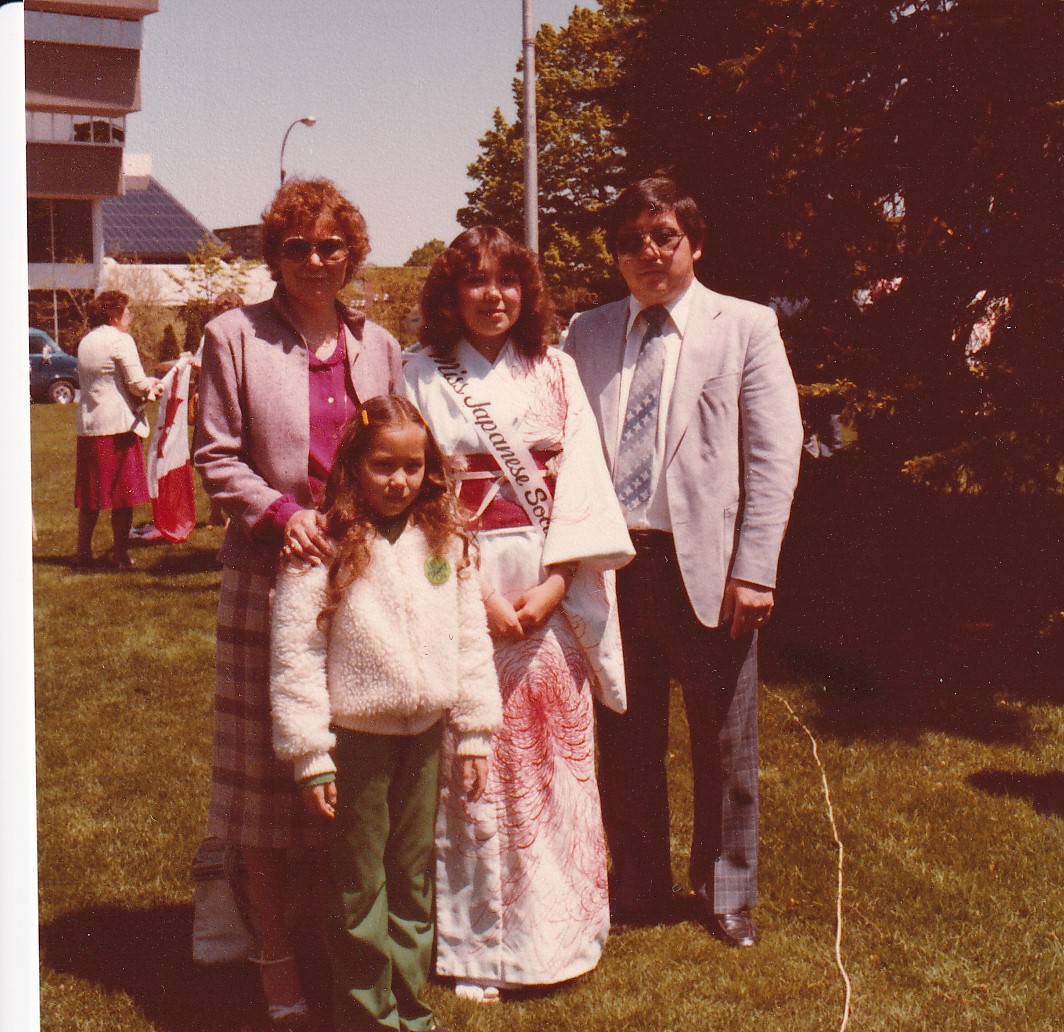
xmin=270 ymin=395 xmax=501 ymax=1032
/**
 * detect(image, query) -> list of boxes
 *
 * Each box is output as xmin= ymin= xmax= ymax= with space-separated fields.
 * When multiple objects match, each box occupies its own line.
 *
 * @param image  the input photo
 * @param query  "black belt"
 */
xmin=628 ymin=528 xmax=674 ymax=549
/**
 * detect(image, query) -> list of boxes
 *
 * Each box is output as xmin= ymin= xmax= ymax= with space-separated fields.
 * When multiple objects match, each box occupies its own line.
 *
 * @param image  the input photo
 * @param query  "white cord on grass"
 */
xmin=769 ymin=689 xmax=852 ymax=1032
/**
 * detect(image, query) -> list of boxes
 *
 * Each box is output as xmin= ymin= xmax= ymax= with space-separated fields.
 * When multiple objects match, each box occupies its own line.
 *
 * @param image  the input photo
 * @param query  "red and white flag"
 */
xmin=147 ymin=354 xmax=196 ymax=542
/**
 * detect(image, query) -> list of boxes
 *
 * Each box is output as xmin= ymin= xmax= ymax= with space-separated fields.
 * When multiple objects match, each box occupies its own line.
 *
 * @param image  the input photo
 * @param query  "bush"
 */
xmin=159 ymin=324 xmax=181 ymax=363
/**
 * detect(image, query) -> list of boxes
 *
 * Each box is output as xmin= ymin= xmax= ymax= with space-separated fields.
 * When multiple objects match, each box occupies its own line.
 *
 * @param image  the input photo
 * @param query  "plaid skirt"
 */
xmin=207 ymin=567 xmax=325 ymax=849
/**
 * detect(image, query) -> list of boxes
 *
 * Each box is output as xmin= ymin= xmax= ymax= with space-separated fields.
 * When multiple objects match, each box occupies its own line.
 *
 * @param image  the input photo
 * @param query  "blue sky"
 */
xmin=127 ymin=0 xmax=598 ymax=265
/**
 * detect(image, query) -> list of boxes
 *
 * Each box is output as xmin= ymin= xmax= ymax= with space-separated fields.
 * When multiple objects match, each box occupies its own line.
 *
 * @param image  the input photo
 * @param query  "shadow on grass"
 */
xmin=766 ymin=458 xmax=1063 ymax=746
xmin=39 ymin=903 xmax=331 ymax=1031
xmin=34 ymin=546 xmax=223 ymax=577
xmin=966 ymin=769 xmax=1064 ymax=819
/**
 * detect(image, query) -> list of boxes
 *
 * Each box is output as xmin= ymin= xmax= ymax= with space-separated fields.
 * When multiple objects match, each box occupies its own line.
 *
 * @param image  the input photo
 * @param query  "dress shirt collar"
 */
xmin=625 ymin=277 xmax=698 ymax=339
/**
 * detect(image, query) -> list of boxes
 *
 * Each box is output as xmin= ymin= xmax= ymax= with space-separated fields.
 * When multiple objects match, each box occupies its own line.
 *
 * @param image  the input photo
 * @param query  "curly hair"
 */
xmin=87 ymin=290 xmax=129 ymax=329
xmin=316 ymin=395 xmax=473 ymax=630
xmin=261 ymin=177 xmax=370 ymax=286
xmin=418 ymin=225 xmax=555 ymax=360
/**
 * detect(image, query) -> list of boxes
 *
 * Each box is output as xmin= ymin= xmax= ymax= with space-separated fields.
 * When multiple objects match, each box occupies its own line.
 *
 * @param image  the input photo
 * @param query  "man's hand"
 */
xmin=283 ymin=509 xmax=331 ymax=565
xmin=721 ymin=577 xmax=774 ymax=639
xmin=460 ymin=756 xmax=488 ymax=801
xmin=301 ymin=780 xmax=337 ymax=820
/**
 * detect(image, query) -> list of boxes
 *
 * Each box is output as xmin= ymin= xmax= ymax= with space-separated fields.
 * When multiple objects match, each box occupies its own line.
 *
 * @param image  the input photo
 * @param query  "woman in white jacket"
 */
xmin=73 ymin=290 xmax=160 ymax=568
xmin=270 ymin=395 xmax=501 ymax=1032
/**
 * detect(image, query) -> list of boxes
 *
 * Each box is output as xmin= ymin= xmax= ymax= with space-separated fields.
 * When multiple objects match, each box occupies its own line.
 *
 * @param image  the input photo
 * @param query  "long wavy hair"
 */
xmin=316 ymin=395 xmax=472 ymax=629
xmin=418 ymin=225 xmax=555 ymax=360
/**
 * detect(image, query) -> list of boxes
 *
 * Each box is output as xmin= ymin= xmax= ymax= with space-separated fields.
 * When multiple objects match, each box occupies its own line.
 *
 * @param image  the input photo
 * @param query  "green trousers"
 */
xmin=326 ymin=723 xmax=441 ymax=1032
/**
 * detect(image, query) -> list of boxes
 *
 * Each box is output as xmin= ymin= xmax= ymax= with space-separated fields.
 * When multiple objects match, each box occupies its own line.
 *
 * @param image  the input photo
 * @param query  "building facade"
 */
xmin=25 ymin=0 xmax=158 ymax=293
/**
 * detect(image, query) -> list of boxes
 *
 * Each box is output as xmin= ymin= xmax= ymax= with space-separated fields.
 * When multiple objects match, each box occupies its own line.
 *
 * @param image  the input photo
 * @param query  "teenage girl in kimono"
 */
xmin=402 ymin=226 xmax=634 ymax=1001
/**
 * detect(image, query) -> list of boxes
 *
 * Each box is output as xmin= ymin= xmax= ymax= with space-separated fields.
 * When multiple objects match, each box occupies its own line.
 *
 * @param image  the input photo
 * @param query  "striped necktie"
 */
xmin=615 ymin=305 xmax=669 ymax=512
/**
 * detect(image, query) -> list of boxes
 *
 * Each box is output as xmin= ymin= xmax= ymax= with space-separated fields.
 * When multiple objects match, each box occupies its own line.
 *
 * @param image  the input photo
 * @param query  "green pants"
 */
xmin=326 ymin=723 xmax=442 ymax=1032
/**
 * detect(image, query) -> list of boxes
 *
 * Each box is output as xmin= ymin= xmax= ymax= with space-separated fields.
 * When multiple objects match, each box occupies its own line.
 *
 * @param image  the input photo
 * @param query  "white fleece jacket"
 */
xmin=270 ymin=525 xmax=502 ymax=783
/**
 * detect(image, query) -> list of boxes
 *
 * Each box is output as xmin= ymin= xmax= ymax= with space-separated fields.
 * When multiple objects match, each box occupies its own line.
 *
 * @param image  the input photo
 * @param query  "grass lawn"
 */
xmin=31 ymin=403 xmax=1064 ymax=1030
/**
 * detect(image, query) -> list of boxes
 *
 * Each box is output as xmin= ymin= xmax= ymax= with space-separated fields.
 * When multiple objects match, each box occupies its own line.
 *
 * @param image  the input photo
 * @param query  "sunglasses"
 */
xmin=279 ymin=236 xmax=349 ymax=263
xmin=616 ymin=227 xmax=686 ymax=257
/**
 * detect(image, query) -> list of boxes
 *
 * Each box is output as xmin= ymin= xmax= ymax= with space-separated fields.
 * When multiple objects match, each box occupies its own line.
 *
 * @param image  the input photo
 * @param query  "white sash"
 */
xmin=429 ymin=353 xmax=555 ymax=536
xmin=429 ymin=350 xmax=628 ymax=713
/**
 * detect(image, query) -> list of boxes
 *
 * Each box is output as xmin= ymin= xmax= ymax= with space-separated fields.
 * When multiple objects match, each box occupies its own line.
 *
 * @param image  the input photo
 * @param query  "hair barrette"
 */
xmin=361 ymin=409 xmax=370 ymax=426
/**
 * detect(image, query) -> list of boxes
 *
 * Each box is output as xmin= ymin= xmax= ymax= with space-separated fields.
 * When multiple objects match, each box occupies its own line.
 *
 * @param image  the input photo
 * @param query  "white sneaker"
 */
xmin=454 ymin=979 xmax=501 ymax=1004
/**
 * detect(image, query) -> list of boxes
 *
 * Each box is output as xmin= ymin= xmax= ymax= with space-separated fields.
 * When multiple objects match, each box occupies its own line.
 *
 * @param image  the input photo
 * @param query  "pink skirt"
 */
xmin=74 ymin=432 xmax=150 ymax=511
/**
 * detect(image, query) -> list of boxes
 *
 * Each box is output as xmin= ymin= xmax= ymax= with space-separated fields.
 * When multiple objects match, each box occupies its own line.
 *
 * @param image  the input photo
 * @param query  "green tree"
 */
xmin=404 ymin=239 xmax=446 ymax=268
xmin=159 ymin=323 xmax=181 ymax=363
xmin=345 ymin=267 xmax=427 ymax=348
xmin=612 ymin=0 xmax=1063 ymax=492
xmin=460 ymin=0 xmax=634 ymax=314
xmin=28 ymin=288 xmax=92 ymax=354
xmin=168 ymin=237 xmax=253 ymax=348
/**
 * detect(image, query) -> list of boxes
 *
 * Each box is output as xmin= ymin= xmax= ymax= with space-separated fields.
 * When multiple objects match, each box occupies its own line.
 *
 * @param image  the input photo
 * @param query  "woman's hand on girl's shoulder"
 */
xmin=283 ymin=509 xmax=332 ymax=566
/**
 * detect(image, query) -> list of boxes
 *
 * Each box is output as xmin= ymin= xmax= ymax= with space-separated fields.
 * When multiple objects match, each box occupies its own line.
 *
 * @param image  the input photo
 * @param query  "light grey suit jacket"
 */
xmin=565 ymin=281 xmax=803 ymax=628
xmin=193 ymin=293 xmax=402 ymax=575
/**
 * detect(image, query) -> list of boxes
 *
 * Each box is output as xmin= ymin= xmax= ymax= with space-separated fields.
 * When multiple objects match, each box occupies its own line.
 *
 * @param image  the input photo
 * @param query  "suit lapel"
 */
xmin=664 ymin=286 xmax=723 ymax=462
xmin=589 ymin=301 xmax=629 ymax=471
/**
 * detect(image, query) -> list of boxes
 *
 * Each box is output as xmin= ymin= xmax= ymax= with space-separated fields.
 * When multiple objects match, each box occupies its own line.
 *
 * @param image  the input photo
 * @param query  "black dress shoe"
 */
xmin=707 ymin=911 xmax=759 ymax=948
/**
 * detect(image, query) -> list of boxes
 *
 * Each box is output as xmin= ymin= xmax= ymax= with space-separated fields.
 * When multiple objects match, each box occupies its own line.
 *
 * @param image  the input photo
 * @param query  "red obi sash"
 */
xmin=456 ymin=451 xmax=558 ymax=531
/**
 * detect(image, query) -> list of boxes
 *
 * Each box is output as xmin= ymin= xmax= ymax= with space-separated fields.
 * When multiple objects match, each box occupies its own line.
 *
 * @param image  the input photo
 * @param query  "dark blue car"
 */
xmin=30 ymin=328 xmax=80 ymax=404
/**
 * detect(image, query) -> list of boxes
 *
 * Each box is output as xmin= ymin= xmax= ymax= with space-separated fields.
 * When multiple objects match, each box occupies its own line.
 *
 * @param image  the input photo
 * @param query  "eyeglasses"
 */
xmin=279 ymin=236 xmax=349 ymax=263
xmin=616 ymin=227 xmax=686 ymax=257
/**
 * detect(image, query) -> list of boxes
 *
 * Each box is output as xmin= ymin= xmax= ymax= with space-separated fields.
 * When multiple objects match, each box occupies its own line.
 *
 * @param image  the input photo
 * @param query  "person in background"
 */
xmin=270 ymin=395 xmax=501 ymax=1032
xmin=140 ymin=291 xmax=244 ymax=541
xmin=73 ymin=289 xmax=162 ymax=568
xmin=194 ymin=177 xmax=402 ymax=1029
xmin=404 ymin=226 xmax=633 ymax=1002
xmin=564 ymin=177 xmax=803 ymax=949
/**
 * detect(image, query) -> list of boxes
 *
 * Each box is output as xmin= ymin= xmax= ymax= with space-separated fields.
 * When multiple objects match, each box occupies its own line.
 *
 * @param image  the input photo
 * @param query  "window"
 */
xmin=27 ymin=199 xmax=94 ymax=264
xmin=24 ymin=11 xmax=142 ymax=50
xmin=26 ymin=111 xmax=125 ymax=145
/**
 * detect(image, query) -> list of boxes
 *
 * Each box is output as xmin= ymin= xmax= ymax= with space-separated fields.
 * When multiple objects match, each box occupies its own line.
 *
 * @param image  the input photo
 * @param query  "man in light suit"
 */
xmin=565 ymin=178 xmax=803 ymax=947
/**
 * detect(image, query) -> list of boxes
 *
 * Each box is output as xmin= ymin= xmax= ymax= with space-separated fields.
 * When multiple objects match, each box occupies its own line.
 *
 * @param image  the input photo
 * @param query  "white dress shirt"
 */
xmin=614 ymin=278 xmax=699 ymax=531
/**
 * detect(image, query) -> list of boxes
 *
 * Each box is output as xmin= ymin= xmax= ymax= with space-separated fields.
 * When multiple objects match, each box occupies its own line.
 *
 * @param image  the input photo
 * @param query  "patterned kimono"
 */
xmin=403 ymin=340 xmax=633 ymax=987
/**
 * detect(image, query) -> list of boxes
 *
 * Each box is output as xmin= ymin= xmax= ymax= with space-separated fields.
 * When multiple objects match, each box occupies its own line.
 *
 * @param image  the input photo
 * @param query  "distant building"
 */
xmin=25 ymin=0 xmax=159 ymax=293
xmin=102 ymin=153 xmax=220 ymax=263
xmin=99 ymin=156 xmax=274 ymax=307
xmin=214 ymin=224 xmax=263 ymax=262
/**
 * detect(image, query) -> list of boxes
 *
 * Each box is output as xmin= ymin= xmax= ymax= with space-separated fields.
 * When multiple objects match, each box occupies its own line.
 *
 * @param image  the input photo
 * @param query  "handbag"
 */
xmin=190 ymin=836 xmax=253 ymax=964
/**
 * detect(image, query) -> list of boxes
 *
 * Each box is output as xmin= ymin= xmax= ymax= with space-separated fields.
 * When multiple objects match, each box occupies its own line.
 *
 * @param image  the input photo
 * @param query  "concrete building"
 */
xmin=25 ymin=0 xmax=159 ymax=294
xmin=214 ymin=224 xmax=264 ymax=262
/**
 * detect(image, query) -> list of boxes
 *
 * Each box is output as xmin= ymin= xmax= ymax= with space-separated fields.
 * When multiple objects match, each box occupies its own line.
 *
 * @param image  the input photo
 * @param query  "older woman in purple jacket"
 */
xmin=194 ymin=178 xmax=402 ymax=1029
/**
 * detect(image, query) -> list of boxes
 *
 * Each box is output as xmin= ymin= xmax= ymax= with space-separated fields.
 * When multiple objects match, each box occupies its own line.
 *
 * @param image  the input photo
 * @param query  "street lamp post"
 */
xmin=279 ymin=116 xmax=317 ymax=186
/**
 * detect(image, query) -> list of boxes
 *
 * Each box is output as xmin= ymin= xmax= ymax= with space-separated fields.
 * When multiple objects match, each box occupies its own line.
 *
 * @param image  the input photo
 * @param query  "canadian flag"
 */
xmin=147 ymin=353 xmax=197 ymax=542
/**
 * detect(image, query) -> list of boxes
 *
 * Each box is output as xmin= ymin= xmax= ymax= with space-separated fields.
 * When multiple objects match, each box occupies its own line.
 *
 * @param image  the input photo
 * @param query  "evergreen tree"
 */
xmin=159 ymin=323 xmax=181 ymax=363
xmin=613 ymin=0 xmax=1062 ymax=491
xmin=404 ymin=239 xmax=446 ymax=268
